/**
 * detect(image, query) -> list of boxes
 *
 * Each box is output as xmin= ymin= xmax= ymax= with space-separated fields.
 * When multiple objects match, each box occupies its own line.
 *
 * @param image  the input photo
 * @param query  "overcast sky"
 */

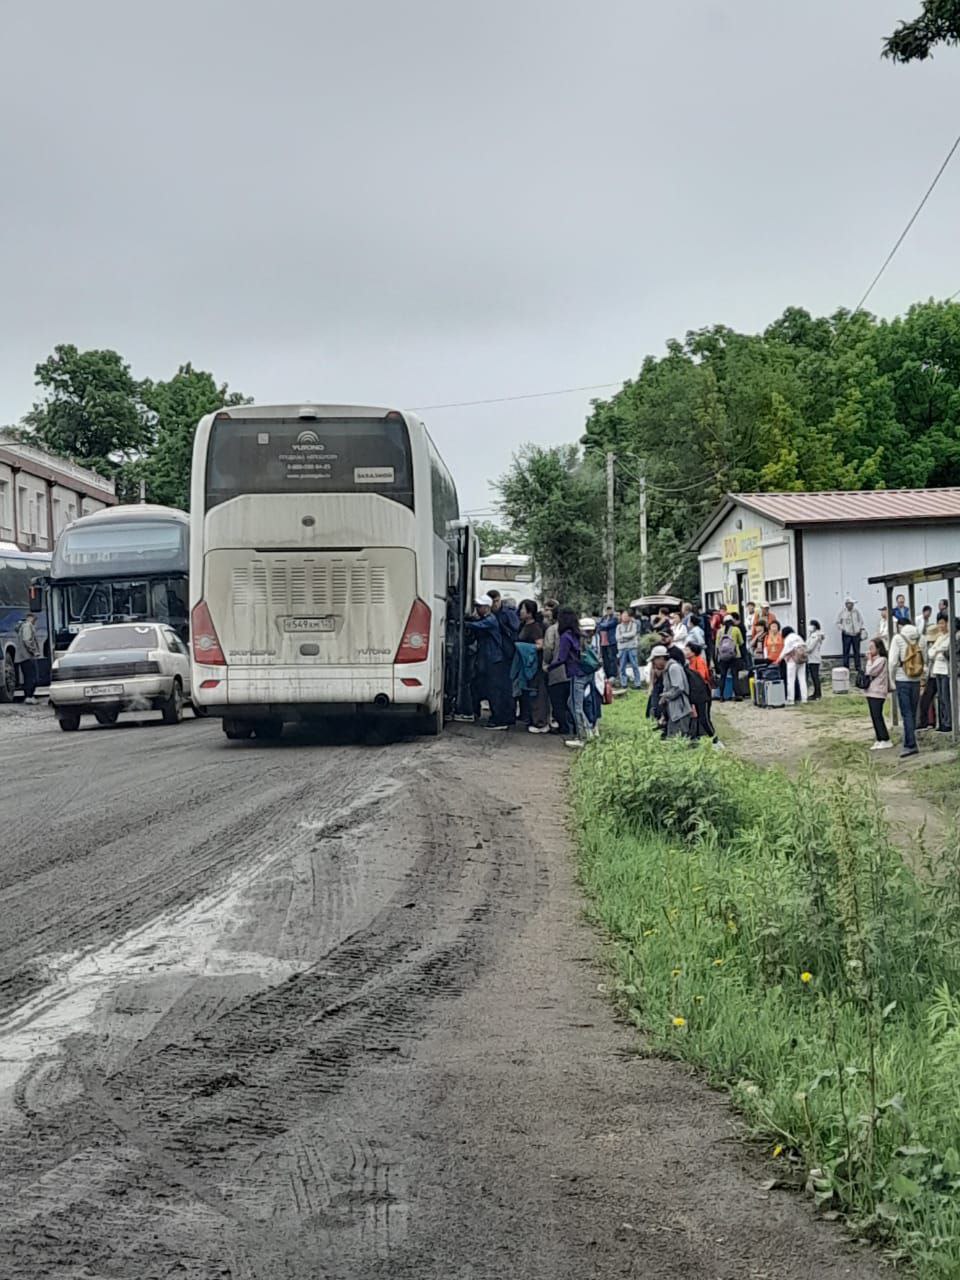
xmin=1 ymin=1 xmax=957 ymax=511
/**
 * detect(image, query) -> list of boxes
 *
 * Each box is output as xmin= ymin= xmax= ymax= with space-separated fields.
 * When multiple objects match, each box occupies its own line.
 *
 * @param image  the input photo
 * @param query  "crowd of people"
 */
xmin=459 ymin=589 xmax=960 ymax=760
xmin=460 ymin=591 xmax=624 ymax=748
xmin=856 ymin=595 xmax=959 ymax=758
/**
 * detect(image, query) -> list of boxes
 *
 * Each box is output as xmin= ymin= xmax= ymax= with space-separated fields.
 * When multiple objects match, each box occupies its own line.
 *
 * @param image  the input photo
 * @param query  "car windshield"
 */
xmin=69 ymin=625 xmax=159 ymax=653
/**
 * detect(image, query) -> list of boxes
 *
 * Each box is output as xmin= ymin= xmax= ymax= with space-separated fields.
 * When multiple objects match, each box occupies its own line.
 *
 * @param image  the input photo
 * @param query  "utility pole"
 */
xmin=638 ymin=464 xmax=648 ymax=597
xmin=139 ymin=478 xmax=146 ymax=503
xmin=606 ymin=451 xmax=616 ymax=606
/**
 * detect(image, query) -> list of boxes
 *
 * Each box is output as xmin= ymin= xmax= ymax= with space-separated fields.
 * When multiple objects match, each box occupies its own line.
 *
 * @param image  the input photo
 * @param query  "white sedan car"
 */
xmin=49 ymin=622 xmax=193 ymax=731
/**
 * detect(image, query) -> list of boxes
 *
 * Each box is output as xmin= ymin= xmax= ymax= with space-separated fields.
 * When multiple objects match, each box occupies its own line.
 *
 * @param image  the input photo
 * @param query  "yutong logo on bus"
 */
xmin=358 ymin=646 xmax=392 ymax=657
xmin=295 ymin=430 xmax=323 ymax=449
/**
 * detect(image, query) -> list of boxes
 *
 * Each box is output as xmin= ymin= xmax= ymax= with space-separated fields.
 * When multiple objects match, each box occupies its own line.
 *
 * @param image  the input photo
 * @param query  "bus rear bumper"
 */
xmin=192 ymin=664 xmax=437 ymax=718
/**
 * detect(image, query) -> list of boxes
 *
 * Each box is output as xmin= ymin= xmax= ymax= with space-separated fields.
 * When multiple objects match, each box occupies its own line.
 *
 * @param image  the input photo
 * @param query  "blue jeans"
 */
xmin=842 ymin=632 xmax=862 ymax=672
xmin=936 ymin=673 xmax=953 ymax=731
xmin=568 ymin=675 xmax=591 ymax=741
xmin=618 ymin=647 xmax=641 ymax=688
xmin=897 ymin=680 xmax=920 ymax=751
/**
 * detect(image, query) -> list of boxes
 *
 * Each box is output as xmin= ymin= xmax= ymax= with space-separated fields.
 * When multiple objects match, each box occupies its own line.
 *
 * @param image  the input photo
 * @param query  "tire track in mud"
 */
xmin=0 ymin=738 xmax=540 ymax=1278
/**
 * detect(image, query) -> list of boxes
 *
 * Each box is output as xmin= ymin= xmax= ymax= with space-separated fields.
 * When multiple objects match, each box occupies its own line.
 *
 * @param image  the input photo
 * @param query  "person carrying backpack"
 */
xmin=716 ymin=613 xmax=744 ymax=701
xmin=888 ymin=622 xmax=925 ymax=758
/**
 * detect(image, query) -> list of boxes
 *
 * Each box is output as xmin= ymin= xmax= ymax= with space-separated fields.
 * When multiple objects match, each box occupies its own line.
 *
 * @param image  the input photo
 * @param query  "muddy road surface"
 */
xmin=0 ymin=705 xmax=883 ymax=1278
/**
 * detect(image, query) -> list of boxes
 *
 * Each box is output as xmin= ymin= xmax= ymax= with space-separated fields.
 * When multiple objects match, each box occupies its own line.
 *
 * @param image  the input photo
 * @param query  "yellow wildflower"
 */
xmin=694 ymin=995 xmax=704 ymax=1004
xmin=773 ymin=1144 xmax=784 ymax=1159
xmin=800 ymin=971 xmax=813 ymax=984
xmin=713 ymin=958 xmax=725 ymax=967
xmin=672 ymin=1016 xmax=686 ymax=1028
xmin=671 ymin=968 xmax=682 ymax=978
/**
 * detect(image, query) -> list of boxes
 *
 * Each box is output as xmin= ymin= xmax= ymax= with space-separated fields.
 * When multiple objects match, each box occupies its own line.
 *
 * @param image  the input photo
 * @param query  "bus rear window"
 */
xmin=206 ymin=417 xmax=414 ymax=511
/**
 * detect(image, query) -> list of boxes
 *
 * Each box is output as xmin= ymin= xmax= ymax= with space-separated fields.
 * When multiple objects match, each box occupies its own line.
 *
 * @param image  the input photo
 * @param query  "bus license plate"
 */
xmin=283 ymin=617 xmax=336 ymax=634
xmin=84 ymin=684 xmax=123 ymax=697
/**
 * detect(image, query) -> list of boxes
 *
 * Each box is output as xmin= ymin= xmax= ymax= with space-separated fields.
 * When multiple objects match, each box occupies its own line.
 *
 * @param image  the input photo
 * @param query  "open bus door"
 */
xmin=29 ymin=574 xmax=52 ymax=685
xmin=445 ymin=520 xmax=479 ymax=721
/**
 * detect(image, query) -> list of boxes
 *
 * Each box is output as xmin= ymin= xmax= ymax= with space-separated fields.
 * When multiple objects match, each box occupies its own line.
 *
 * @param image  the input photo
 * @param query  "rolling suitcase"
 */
xmin=736 ymin=669 xmax=751 ymax=700
xmin=765 ymin=679 xmax=786 ymax=708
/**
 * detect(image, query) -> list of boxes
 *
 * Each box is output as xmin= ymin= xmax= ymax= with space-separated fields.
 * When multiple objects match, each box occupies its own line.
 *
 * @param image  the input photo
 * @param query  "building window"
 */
xmin=764 ymin=578 xmax=791 ymax=604
xmin=705 ymin=590 xmax=725 ymax=611
xmin=0 ymin=480 xmax=7 ymax=533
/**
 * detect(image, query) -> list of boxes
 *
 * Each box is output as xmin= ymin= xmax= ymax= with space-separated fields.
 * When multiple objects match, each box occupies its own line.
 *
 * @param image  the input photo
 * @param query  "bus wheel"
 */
xmin=58 ymin=711 xmax=81 ymax=732
xmin=254 ymin=719 xmax=283 ymax=741
xmin=223 ymin=718 xmax=254 ymax=740
xmin=418 ymin=698 xmax=443 ymax=737
xmin=0 ymin=650 xmax=15 ymax=703
xmin=95 ymin=709 xmax=119 ymax=727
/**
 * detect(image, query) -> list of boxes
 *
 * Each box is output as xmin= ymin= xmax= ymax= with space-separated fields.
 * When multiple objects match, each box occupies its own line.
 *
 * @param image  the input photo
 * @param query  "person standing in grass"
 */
xmin=805 ymin=619 xmax=825 ymax=700
xmin=615 ymin=608 xmax=641 ymax=689
xmin=888 ymin=622 xmax=924 ymax=758
xmin=864 ymin=638 xmax=892 ymax=750
xmin=928 ymin=613 xmax=953 ymax=735
xmin=650 ymin=643 xmax=692 ymax=738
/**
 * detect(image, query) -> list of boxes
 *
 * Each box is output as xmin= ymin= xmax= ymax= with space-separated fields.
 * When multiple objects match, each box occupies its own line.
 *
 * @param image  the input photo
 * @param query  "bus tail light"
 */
xmin=191 ymin=601 xmax=226 ymax=665
xmin=396 ymin=599 xmax=431 ymax=664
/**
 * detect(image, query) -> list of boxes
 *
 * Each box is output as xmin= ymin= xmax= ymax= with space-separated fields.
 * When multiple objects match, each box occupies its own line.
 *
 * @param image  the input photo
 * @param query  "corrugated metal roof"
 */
xmin=733 ymin=488 xmax=960 ymax=527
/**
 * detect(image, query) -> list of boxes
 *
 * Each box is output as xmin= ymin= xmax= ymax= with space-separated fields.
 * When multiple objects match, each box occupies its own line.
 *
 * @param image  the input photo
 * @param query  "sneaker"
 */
xmin=564 ymin=739 xmax=585 ymax=749
xmin=712 ymin=739 xmax=726 ymax=751
xmin=527 ymin=725 xmax=550 ymax=734
xmin=484 ymin=723 xmax=509 ymax=731
xmin=24 ymin=697 xmax=37 ymax=705
xmin=876 ymin=740 xmax=893 ymax=750
xmin=453 ymin=714 xmax=475 ymax=722
xmin=869 ymin=742 xmax=883 ymax=751
xmin=900 ymin=747 xmax=919 ymax=758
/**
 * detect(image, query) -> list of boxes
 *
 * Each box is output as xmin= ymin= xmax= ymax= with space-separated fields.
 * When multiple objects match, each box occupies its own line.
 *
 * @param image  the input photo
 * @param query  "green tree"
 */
xmin=496 ymin=444 xmax=604 ymax=609
xmin=884 ymin=1 xmax=960 ymax=61
xmin=471 ymin=519 xmax=512 ymax=557
xmin=141 ymin=364 xmax=248 ymax=510
xmin=21 ymin=344 xmax=151 ymax=497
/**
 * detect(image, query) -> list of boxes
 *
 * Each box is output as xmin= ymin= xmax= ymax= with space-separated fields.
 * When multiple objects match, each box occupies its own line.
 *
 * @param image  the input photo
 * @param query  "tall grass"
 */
xmin=574 ymin=704 xmax=960 ymax=1276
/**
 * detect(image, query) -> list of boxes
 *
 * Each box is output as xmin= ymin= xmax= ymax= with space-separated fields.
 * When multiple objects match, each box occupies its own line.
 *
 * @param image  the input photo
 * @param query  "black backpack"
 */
xmin=686 ymin=668 xmax=711 ymax=705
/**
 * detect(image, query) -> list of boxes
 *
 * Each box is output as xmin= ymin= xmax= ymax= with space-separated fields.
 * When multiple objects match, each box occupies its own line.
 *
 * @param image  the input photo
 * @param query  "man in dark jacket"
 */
xmin=466 ymin=597 xmax=513 ymax=729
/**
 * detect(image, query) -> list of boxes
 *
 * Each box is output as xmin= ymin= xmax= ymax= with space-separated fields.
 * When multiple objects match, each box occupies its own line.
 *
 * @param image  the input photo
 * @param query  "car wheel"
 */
xmin=58 ymin=711 xmax=81 ymax=732
xmin=254 ymin=718 xmax=283 ymax=741
xmin=223 ymin=718 xmax=255 ymax=740
xmin=0 ymin=650 xmax=15 ymax=703
xmin=161 ymin=679 xmax=184 ymax=725
xmin=191 ymin=701 xmax=208 ymax=718
xmin=95 ymin=709 xmax=119 ymax=727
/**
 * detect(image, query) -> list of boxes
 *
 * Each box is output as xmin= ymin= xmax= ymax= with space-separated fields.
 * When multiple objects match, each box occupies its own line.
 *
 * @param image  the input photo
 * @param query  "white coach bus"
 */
xmin=476 ymin=551 xmax=540 ymax=603
xmin=189 ymin=403 xmax=459 ymax=740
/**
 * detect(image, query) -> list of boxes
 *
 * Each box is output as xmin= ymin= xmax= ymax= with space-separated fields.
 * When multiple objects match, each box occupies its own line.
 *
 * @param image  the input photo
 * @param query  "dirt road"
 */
xmin=0 ymin=705 xmax=883 ymax=1278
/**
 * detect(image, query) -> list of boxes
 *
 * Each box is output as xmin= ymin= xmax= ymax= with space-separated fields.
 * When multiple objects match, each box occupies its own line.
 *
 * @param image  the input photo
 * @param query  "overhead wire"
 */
xmin=851 ymin=130 xmax=960 ymax=316
xmin=412 ymin=381 xmax=621 ymax=411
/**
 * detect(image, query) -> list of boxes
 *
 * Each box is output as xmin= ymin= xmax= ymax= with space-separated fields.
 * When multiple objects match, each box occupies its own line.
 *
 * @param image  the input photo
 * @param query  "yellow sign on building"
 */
xmin=721 ymin=528 xmax=764 ymax=607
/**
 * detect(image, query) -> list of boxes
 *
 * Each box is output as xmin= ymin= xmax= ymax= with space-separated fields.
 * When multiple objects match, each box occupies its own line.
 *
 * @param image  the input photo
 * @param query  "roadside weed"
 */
xmin=574 ymin=706 xmax=960 ymax=1276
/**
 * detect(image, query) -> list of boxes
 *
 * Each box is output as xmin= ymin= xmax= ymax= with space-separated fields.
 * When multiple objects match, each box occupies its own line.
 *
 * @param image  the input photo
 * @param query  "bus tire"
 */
xmin=418 ymin=697 xmax=444 ymax=737
xmin=160 ymin=679 xmax=184 ymax=725
xmin=95 ymin=709 xmax=119 ymax=727
xmin=191 ymin=701 xmax=208 ymax=718
xmin=58 ymin=710 xmax=81 ymax=732
xmin=0 ymin=649 xmax=16 ymax=703
xmin=223 ymin=718 xmax=254 ymax=740
xmin=254 ymin=719 xmax=283 ymax=741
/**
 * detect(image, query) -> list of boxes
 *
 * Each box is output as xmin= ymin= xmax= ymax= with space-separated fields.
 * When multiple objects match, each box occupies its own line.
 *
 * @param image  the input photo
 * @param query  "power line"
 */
xmin=412 ymin=381 xmax=621 ymax=411
xmin=852 ymin=131 xmax=960 ymax=315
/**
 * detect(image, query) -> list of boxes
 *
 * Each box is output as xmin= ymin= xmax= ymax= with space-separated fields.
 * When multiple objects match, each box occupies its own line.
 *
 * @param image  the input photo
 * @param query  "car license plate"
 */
xmin=84 ymin=684 xmax=124 ymax=697
xmin=283 ymin=617 xmax=336 ymax=634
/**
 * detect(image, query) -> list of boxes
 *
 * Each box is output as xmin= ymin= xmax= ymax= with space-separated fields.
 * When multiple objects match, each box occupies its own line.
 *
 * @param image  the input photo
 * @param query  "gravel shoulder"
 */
xmin=0 ymin=707 xmax=884 ymax=1277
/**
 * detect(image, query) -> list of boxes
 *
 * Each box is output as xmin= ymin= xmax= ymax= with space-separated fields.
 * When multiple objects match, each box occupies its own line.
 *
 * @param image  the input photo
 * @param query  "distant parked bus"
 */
xmin=476 ymin=551 xmax=540 ymax=603
xmin=189 ymin=403 xmax=461 ymax=739
xmin=47 ymin=505 xmax=190 ymax=657
xmin=0 ymin=545 xmax=50 ymax=700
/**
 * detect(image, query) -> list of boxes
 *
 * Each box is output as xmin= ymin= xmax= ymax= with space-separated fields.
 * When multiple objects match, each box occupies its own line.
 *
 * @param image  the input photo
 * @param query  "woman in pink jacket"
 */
xmin=864 ymin=637 xmax=892 ymax=750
